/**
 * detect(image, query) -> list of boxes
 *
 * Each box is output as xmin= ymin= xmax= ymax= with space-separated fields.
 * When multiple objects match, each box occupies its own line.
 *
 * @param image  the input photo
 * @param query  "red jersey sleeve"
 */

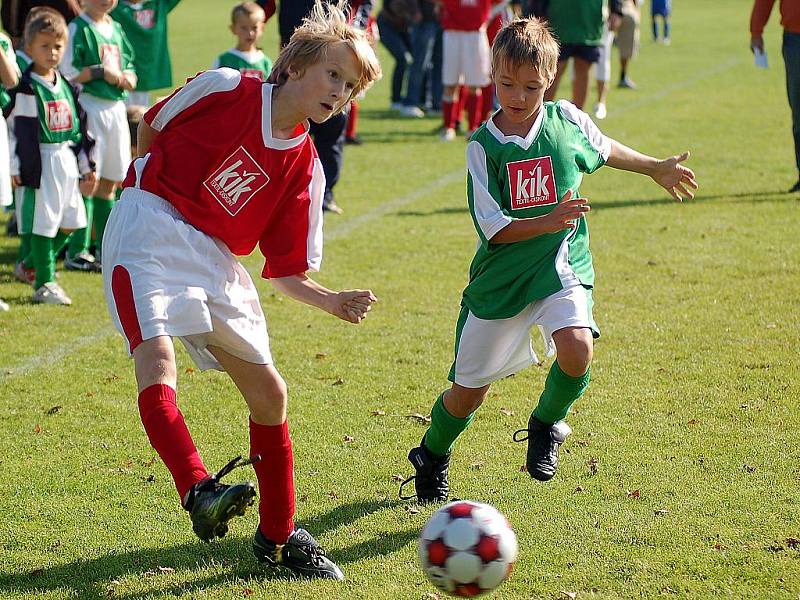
xmin=259 ymin=156 xmax=325 ymax=278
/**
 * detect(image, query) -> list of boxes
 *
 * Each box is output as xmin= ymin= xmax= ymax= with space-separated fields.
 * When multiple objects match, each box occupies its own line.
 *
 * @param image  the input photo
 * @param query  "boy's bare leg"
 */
xmin=551 ymin=326 xmax=593 ymax=377
xmin=91 ymin=177 xmax=118 ymax=261
xmin=443 ymin=383 xmax=490 ymax=418
xmin=571 ymin=58 xmax=592 ymax=110
xmin=133 ymin=335 xmax=177 ymax=392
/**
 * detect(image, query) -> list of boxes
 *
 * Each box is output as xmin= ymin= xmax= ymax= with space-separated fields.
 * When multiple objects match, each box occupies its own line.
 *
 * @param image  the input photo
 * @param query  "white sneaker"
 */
xmin=593 ymin=102 xmax=607 ymax=120
xmin=663 ymin=37 xmax=671 ymax=46
xmin=0 ymin=298 xmax=9 ymax=311
xmin=390 ymin=102 xmax=403 ymax=111
xmin=32 ymin=282 xmax=72 ymax=305
xmin=399 ymin=105 xmax=425 ymax=118
xmin=440 ymin=127 xmax=456 ymax=141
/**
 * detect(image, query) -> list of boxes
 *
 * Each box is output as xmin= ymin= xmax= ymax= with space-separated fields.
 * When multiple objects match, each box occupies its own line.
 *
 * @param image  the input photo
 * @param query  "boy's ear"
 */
xmin=229 ymin=23 xmax=236 ymax=35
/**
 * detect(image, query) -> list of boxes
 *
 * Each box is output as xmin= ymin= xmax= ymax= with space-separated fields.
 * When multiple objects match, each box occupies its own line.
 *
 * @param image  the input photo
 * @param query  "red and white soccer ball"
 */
xmin=418 ymin=500 xmax=518 ymax=597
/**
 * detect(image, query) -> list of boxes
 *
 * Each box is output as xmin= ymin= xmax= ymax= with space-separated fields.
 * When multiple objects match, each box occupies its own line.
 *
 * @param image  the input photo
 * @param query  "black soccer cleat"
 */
xmin=399 ymin=443 xmax=450 ymax=503
xmin=184 ymin=455 xmax=259 ymax=542
xmin=513 ymin=415 xmax=572 ymax=481
xmin=253 ymin=527 xmax=344 ymax=581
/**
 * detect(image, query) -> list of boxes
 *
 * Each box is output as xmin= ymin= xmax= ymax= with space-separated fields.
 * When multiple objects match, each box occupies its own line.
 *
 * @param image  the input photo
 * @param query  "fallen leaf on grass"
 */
xmin=328 ymin=491 xmax=339 ymax=499
xmin=713 ymin=542 xmax=727 ymax=551
xmin=333 ymin=377 xmax=344 ymax=386
xmin=520 ymin=464 xmax=528 ymax=473
xmin=105 ymin=374 xmax=120 ymax=383
xmin=243 ymin=589 xmax=255 ymax=596
xmin=767 ymin=544 xmax=784 ymax=553
xmin=627 ymin=489 xmax=641 ymax=499
xmin=343 ymin=435 xmax=354 ymax=443
xmin=33 ymin=424 xmax=41 ymax=434
xmin=787 ymin=537 xmax=799 ymax=549
xmin=575 ymin=439 xmax=590 ymax=447
xmin=405 ymin=506 xmax=420 ymax=515
xmin=370 ymin=409 xmax=386 ymax=416
xmin=687 ymin=419 xmax=699 ymax=426
xmin=560 ymin=591 xmax=577 ymax=599
xmin=499 ymin=408 xmax=513 ymax=416
xmin=407 ymin=413 xmax=432 ymax=424
xmin=391 ymin=474 xmax=405 ymax=482
xmin=574 ymin=486 xmax=584 ymax=493
xmin=470 ymin=462 xmax=483 ymax=470
xmin=654 ymin=509 xmax=669 ymax=516
xmin=184 ymin=368 xmax=194 ymax=374
xmin=157 ymin=567 xmax=174 ymax=573
xmin=46 ymin=405 xmax=61 ymax=415
xmin=30 ymin=568 xmax=43 ymax=577
xmin=425 ymin=593 xmax=441 ymax=600
xmin=587 ymin=457 xmax=598 ymax=475
xmin=743 ymin=464 xmax=756 ymax=473
xmin=298 ymin=494 xmax=308 ymax=502
xmin=315 ymin=353 xmax=327 ymax=359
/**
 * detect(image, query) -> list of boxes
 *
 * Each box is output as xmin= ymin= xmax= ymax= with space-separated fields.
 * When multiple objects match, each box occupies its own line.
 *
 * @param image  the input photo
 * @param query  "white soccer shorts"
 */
xmin=79 ymin=94 xmax=131 ymax=182
xmin=449 ymin=285 xmax=599 ymax=388
xmin=102 ymin=187 xmax=273 ymax=371
xmin=442 ymin=29 xmax=491 ymax=88
xmin=26 ymin=142 xmax=87 ymax=237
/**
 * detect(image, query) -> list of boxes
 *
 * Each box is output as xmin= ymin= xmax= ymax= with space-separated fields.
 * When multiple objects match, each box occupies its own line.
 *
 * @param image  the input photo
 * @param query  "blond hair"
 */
xmin=24 ymin=9 xmax=68 ymax=46
xmin=491 ymin=18 xmax=559 ymax=83
xmin=268 ymin=0 xmax=381 ymax=110
xmin=231 ymin=1 xmax=265 ymax=24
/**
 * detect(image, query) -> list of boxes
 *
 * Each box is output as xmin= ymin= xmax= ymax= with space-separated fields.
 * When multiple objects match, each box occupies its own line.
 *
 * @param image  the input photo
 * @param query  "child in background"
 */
xmin=400 ymin=17 xmax=696 ymax=502
xmin=213 ymin=2 xmax=272 ymax=81
xmin=651 ymin=0 xmax=671 ymax=44
xmin=6 ymin=10 xmax=95 ymax=305
xmin=0 ymin=29 xmax=19 ymax=212
xmin=102 ymin=1 xmax=380 ymax=580
xmin=111 ymin=0 xmax=183 ymax=106
xmin=63 ymin=0 xmax=136 ymax=272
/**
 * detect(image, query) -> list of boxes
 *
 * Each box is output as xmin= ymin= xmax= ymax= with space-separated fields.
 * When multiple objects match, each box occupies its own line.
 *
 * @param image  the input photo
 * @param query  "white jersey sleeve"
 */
xmin=557 ymin=99 xmax=612 ymax=161
xmin=305 ymin=157 xmax=325 ymax=272
xmin=467 ymin=140 xmax=512 ymax=245
xmin=61 ymin=21 xmax=81 ymax=81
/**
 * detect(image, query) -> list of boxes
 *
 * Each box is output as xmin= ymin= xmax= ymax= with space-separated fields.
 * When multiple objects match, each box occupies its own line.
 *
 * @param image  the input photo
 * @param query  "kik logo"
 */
xmin=45 ymin=100 xmax=73 ymax=132
xmin=100 ymin=44 xmax=121 ymax=70
xmin=240 ymin=68 xmax=265 ymax=81
xmin=203 ymin=146 xmax=269 ymax=216
xmin=507 ymin=156 xmax=557 ymax=210
xmin=134 ymin=9 xmax=155 ymax=29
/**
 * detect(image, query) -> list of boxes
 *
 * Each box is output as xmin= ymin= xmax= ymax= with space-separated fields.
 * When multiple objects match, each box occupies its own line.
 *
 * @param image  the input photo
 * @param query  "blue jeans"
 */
xmin=377 ymin=13 xmax=413 ymax=104
xmin=405 ymin=20 xmax=442 ymax=108
xmin=783 ymin=31 xmax=800 ymax=174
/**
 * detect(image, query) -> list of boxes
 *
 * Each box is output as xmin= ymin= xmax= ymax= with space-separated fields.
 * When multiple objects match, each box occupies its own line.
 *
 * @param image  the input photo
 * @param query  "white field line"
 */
xmin=0 ymin=57 xmax=742 ymax=383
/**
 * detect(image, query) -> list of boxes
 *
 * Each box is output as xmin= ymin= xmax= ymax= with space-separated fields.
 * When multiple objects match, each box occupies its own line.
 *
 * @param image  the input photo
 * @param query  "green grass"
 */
xmin=1 ymin=0 xmax=799 ymax=598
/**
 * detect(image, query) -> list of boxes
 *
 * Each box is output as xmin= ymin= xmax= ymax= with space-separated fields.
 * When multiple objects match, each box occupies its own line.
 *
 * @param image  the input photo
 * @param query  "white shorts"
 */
xmin=102 ymin=187 xmax=272 ymax=371
xmin=442 ymin=29 xmax=491 ymax=88
xmin=449 ymin=285 xmax=599 ymax=388
xmin=79 ymin=94 xmax=131 ymax=182
xmin=0 ymin=115 xmax=12 ymax=207
xmin=25 ymin=143 xmax=86 ymax=237
xmin=125 ymin=91 xmax=151 ymax=108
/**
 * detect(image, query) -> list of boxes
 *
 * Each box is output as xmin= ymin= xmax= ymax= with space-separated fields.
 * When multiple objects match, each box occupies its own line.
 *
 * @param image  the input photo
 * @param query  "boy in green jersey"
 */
xmin=6 ymin=10 xmax=96 ymax=305
xmin=63 ymin=0 xmax=136 ymax=272
xmin=213 ymin=2 xmax=273 ymax=81
xmin=400 ymin=17 xmax=697 ymax=502
xmin=111 ymin=0 xmax=182 ymax=106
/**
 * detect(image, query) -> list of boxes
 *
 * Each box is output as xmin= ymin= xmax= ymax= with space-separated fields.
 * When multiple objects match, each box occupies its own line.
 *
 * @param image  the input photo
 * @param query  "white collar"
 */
xmin=485 ymin=106 xmax=545 ymax=150
xmin=261 ymin=83 xmax=308 ymax=150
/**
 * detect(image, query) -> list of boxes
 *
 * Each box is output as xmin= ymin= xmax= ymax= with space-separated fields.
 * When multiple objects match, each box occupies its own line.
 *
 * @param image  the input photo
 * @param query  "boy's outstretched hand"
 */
xmin=651 ymin=151 xmax=698 ymax=202
xmin=542 ymin=189 xmax=591 ymax=232
xmin=330 ymin=290 xmax=377 ymax=323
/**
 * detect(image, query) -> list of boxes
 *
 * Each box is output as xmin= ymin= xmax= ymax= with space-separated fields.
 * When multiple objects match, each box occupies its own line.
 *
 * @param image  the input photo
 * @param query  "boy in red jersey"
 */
xmin=101 ymin=0 xmax=381 ymax=581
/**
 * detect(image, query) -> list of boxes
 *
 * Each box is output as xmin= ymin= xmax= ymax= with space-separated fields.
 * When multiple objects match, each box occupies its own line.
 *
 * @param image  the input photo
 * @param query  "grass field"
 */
xmin=1 ymin=0 xmax=799 ymax=598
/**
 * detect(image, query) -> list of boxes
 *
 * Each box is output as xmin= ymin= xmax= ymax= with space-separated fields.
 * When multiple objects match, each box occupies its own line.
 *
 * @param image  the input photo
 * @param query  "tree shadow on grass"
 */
xmin=0 ymin=498 xmax=416 ymax=599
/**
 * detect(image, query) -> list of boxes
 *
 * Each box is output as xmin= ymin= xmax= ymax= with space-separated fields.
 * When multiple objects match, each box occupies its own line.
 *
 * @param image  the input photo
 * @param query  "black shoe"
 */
xmin=789 ymin=180 xmax=800 ymax=193
xmin=253 ymin=527 xmax=345 ymax=581
xmin=399 ymin=443 xmax=450 ymax=503
xmin=618 ymin=77 xmax=637 ymax=89
xmin=345 ymin=135 xmax=363 ymax=145
xmin=64 ymin=252 xmax=101 ymax=272
xmin=184 ymin=455 xmax=259 ymax=542
xmin=513 ymin=415 xmax=572 ymax=481
xmin=6 ymin=212 xmax=17 ymax=237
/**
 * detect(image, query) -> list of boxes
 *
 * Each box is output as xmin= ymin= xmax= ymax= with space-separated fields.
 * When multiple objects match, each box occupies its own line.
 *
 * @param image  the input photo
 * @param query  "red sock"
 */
xmin=251 ymin=419 xmax=295 ymax=543
xmin=137 ymin=384 xmax=207 ymax=502
xmin=466 ymin=91 xmax=483 ymax=131
xmin=481 ymin=84 xmax=494 ymax=120
xmin=346 ymin=101 xmax=359 ymax=139
xmin=442 ymin=100 xmax=456 ymax=130
xmin=456 ymin=85 xmax=468 ymax=126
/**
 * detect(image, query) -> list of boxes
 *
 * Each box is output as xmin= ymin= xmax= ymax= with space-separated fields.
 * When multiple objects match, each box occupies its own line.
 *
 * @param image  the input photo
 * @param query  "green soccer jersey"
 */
xmin=212 ymin=49 xmax=273 ymax=81
xmin=547 ymin=0 xmax=606 ymax=46
xmin=0 ymin=32 xmax=18 ymax=110
xmin=29 ymin=72 xmax=82 ymax=144
xmin=111 ymin=0 xmax=180 ymax=91
xmin=16 ymin=50 xmax=31 ymax=72
xmin=463 ymin=100 xmax=610 ymax=320
xmin=66 ymin=14 xmax=135 ymax=100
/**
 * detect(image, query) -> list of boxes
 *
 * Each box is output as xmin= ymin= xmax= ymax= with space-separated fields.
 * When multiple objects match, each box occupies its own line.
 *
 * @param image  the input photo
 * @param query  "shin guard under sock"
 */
xmin=533 ymin=361 xmax=591 ymax=424
xmin=251 ymin=419 xmax=295 ymax=544
xmin=422 ymin=393 xmax=475 ymax=457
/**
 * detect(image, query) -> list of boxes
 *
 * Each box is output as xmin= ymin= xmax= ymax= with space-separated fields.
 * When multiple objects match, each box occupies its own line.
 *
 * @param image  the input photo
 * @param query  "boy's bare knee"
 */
xmin=445 ymin=384 xmax=490 ymax=418
xmin=554 ymin=328 xmax=593 ymax=376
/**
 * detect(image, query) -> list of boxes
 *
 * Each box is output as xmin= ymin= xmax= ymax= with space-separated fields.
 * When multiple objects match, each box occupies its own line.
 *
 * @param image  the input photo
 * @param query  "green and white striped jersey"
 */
xmin=212 ymin=49 xmax=273 ymax=81
xmin=463 ymin=100 xmax=610 ymax=320
xmin=64 ymin=13 xmax=135 ymax=100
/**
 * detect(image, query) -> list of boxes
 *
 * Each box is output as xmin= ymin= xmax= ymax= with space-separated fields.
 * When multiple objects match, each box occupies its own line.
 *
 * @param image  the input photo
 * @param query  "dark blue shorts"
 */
xmin=651 ymin=0 xmax=671 ymax=16
xmin=558 ymin=44 xmax=601 ymax=64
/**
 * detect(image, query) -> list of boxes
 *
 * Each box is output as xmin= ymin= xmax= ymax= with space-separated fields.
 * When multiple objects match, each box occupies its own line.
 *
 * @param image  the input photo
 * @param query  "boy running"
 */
xmin=102 ymin=0 xmax=381 ymax=580
xmin=400 ymin=17 xmax=697 ymax=502
xmin=213 ymin=2 xmax=273 ymax=81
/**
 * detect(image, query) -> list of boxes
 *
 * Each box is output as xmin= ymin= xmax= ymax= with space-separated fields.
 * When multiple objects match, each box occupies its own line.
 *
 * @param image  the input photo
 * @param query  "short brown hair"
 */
xmin=24 ymin=9 xmax=68 ymax=46
xmin=268 ymin=0 xmax=381 ymax=110
xmin=491 ymin=18 xmax=559 ymax=83
xmin=231 ymin=1 xmax=265 ymax=24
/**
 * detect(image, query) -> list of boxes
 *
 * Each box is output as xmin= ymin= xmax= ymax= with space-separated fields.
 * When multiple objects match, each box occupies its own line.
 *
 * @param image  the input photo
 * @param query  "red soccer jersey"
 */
xmin=124 ymin=68 xmax=325 ymax=279
xmin=439 ymin=0 xmax=492 ymax=31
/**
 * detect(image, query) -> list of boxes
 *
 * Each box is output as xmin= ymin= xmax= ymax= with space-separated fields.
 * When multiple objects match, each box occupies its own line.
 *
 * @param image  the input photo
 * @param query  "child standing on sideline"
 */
xmin=111 ymin=0 xmax=182 ymax=106
xmin=0 ymin=28 xmax=19 ymax=210
xmin=6 ymin=10 xmax=95 ymax=305
xmin=400 ymin=17 xmax=696 ymax=503
xmin=212 ymin=2 xmax=272 ymax=81
xmin=102 ymin=1 xmax=380 ymax=579
xmin=651 ymin=0 xmax=671 ymax=44
xmin=62 ymin=0 xmax=136 ymax=272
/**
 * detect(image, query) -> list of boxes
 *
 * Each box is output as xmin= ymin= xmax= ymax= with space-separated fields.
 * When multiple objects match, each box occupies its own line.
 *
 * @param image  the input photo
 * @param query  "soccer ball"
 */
xmin=418 ymin=500 xmax=518 ymax=597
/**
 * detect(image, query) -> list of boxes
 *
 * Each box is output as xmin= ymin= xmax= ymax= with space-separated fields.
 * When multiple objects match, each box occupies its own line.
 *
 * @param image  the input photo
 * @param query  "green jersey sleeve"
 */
xmin=556 ymin=100 xmax=610 ymax=174
xmin=466 ymin=139 xmax=512 ymax=249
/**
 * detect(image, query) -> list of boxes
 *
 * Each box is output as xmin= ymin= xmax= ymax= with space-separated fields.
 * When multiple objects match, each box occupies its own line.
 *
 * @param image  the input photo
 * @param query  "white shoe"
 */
xmin=0 ymin=298 xmax=9 ymax=311
xmin=32 ymin=282 xmax=72 ymax=305
xmin=593 ymin=102 xmax=607 ymax=120
xmin=440 ymin=127 xmax=456 ymax=141
xmin=390 ymin=102 xmax=403 ymax=111
xmin=663 ymin=37 xmax=671 ymax=46
xmin=399 ymin=105 xmax=424 ymax=118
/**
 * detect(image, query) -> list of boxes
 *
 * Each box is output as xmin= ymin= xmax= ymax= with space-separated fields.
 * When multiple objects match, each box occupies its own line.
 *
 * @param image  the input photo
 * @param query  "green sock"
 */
xmin=533 ymin=361 xmax=591 ymax=424
xmin=17 ymin=232 xmax=31 ymax=263
xmin=422 ymin=393 xmax=476 ymax=457
xmin=67 ymin=195 xmax=94 ymax=258
xmin=53 ymin=230 xmax=71 ymax=257
xmin=31 ymin=234 xmax=55 ymax=289
xmin=92 ymin=197 xmax=114 ymax=255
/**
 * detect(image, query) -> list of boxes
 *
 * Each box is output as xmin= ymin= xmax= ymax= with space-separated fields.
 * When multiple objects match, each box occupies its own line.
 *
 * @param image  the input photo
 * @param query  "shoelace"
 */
xmin=398 ymin=475 xmax=417 ymax=500
xmin=188 ymin=455 xmax=262 ymax=506
xmin=512 ymin=428 xmax=531 ymax=443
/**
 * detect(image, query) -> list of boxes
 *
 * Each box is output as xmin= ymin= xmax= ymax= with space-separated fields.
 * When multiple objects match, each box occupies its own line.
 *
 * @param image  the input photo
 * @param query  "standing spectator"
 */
xmin=593 ymin=15 xmax=615 ymax=119
xmin=544 ymin=0 xmax=622 ymax=110
xmin=213 ymin=2 xmax=272 ymax=81
xmin=616 ymin=0 xmax=640 ymax=89
xmin=1 ymin=0 xmax=80 ymax=47
xmin=651 ymin=0 xmax=671 ymax=44
xmin=111 ymin=0 xmax=183 ymax=107
xmin=404 ymin=0 xmax=441 ymax=116
xmin=751 ymin=0 xmax=800 ymax=193
xmin=377 ymin=0 xmax=420 ymax=114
